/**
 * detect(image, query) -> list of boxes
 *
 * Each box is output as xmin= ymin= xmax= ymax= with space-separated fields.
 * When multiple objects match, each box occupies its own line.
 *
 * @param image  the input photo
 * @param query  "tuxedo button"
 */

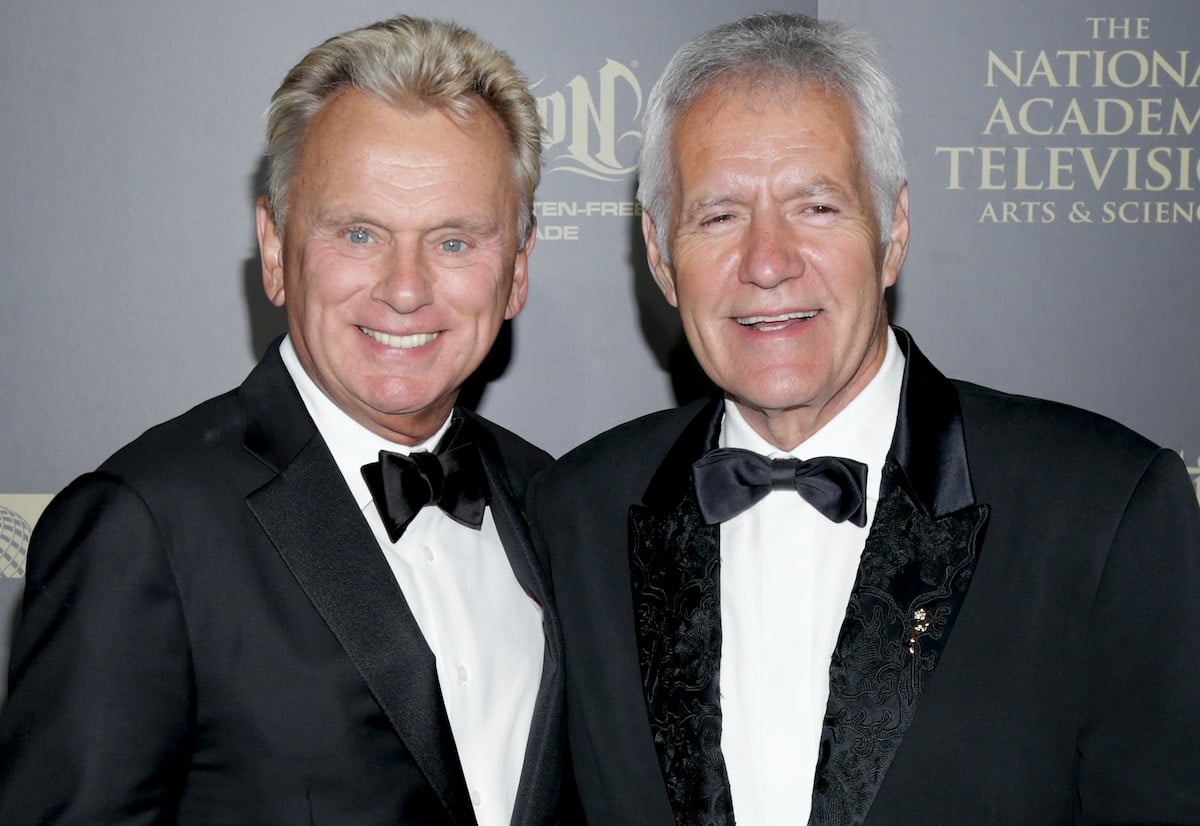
xmin=457 ymin=664 xmax=470 ymax=684
xmin=470 ymin=789 xmax=482 ymax=807
xmin=423 ymin=545 xmax=435 ymax=562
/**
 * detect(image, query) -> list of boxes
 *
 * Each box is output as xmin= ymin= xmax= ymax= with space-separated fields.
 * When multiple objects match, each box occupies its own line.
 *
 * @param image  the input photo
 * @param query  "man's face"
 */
xmin=644 ymin=81 xmax=908 ymax=448
xmin=257 ymin=90 xmax=530 ymax=444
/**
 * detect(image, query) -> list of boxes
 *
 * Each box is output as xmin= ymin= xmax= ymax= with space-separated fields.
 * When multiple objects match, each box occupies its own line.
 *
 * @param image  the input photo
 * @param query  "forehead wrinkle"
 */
xmin=313 ymin=160 xmax=507 ymax=230
xmin=366 ymin=159 xmax=514 ymax=234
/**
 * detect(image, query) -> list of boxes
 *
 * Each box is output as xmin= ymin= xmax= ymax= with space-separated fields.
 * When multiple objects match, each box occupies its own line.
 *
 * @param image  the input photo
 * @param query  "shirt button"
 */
xmin=423 ymin=546 xmax=435 ymax=562
xmin=457 ymin=664 xmax=470 ymax=684
xmin=470 ymin=789 xmax=482 ymax=807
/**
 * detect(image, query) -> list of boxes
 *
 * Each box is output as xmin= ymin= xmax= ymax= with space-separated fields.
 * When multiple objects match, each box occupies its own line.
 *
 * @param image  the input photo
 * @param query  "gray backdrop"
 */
xmin=2 ymin=1 xmax=1197 ymax=700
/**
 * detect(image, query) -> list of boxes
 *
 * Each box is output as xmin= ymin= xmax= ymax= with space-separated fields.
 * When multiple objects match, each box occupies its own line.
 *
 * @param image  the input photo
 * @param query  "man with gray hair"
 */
xmin=0 ymin=16 xmax=569 ymax=825
xmin=531 ymin=12 xmax=1200 ymax=825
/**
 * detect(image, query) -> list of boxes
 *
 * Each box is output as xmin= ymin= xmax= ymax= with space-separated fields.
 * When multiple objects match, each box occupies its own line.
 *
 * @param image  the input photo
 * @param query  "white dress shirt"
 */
xmin=719 ymin=329 xmax=904 ymax=825
xmin=280 ymin=337 xmax=544 ymax=826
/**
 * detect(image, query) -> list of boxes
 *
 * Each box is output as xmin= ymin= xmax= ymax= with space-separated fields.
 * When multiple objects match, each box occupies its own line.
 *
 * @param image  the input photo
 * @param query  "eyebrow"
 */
xmin=781 ymin=179 xmax=849 ymax=201
xmin=311 ymin=209 xmax=378 ymax=230
xmin=433 ymin=217 xmax=504 ymax=236
xmin=682 ymin=180 xmax=849 ymax=216
xmin=311 ymin=210 xmax=504 ymax=237
xmin=682 ymin=195 xmax=746 ymax=216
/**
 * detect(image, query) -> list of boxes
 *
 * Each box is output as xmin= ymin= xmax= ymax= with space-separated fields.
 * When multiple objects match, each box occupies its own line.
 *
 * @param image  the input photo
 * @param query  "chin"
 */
xmin=733 ymin=373 xmax=821 ymax=404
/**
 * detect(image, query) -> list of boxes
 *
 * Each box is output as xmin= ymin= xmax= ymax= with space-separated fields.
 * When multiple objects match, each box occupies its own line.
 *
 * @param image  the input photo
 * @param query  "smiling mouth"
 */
xmin=359 ymin=326 xmax=440 ymax=349
xmin=735 ymin=310 xmax=820 ymax=331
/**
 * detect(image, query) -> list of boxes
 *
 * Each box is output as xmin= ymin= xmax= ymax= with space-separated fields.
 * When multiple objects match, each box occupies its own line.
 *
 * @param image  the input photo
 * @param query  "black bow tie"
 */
xmin=691 ymin=448 xmax=868 ymax=527
xmin=361 ymin=423 xmax=490 ymax=542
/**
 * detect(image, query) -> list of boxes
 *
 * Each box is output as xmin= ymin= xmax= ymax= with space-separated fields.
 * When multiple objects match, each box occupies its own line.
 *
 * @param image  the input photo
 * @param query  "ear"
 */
xmin=642 ymin=210 xmax=678 ymax=307
xmin=880 ymin=183 xmax=909 ymax=289
xmin=504 ymin=224 xmax=534 ymax=320
xmin=255 ymin=197 xmax=286 ymax=307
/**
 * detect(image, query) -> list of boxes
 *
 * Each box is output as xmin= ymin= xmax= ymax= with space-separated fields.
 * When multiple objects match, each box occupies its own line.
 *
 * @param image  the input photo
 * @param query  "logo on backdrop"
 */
xmin=1 ymin=505 xmax=30 ymax=579
xmin=935 ymin=15 xmax=1200 ymax=225
xmin=537 ymin=58 xmax=643 ymax=181
xmin=532 ymin=59 xmax=645 ymax=242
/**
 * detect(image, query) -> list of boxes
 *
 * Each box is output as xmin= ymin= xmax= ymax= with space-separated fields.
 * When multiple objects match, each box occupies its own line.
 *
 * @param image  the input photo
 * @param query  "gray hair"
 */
xmin=264 ymin=15 xmax=542 ymax=242
xmin=638 ymin=13 xmax=906 ymax=256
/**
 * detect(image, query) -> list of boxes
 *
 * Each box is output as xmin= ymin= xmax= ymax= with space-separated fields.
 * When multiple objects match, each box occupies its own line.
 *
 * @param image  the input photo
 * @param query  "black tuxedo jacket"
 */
xmin=0 ymin=340 xmax=568 ymax=825
xmin=529 ymin=329 xmax=1200 ymax=826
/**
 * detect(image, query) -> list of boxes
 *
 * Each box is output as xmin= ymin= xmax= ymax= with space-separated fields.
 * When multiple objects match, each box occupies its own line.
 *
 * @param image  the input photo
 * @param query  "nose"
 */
xmin=739 ymin=210 xmax=802 ymax=289
xmin=372 ymin=241 xmax=433 ymax=313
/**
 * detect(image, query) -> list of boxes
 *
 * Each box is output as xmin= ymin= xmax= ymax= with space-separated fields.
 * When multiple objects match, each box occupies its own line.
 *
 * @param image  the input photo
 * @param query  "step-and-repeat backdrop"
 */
xmin=2 ymin=1 xmax=1197 ymax=699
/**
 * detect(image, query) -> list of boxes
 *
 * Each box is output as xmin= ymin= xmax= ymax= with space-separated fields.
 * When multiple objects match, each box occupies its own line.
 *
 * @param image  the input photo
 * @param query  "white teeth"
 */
xmin=736 ymin=311 xmax=818 ymax=326
xmin=360 ymin=327 xmax=439 ymax=349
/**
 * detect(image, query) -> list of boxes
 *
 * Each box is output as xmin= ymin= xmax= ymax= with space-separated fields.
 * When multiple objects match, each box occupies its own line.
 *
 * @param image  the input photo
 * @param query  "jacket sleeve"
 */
xmin=0 ymin=473 xmax=193 ymax=825
xmin=1078 ymin=448 xmax=1200 ymax=823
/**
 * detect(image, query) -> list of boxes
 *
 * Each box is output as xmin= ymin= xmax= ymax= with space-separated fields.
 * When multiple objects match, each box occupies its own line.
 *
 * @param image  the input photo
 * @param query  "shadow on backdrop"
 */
xmin=627 ymin=189 xmax=719 ymax=408
xmin=243 ymin=156 xmax=289 ymax=362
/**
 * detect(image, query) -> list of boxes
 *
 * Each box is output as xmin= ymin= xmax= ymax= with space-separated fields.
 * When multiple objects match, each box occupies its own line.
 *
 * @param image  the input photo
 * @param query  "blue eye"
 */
xmin=347 ymin=228 xmax=371 ymax=244
xmin=441 ymin=239 xmax=466 ymax=253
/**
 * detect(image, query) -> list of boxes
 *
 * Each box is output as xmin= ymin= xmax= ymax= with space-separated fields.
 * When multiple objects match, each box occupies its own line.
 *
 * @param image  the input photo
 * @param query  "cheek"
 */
xmin=674 ymin=290 xmax=716 ymax=343
xmin=670 ymin=260 xmax=723 ymax=314
xmin=440 ymin=266 xmax=512 ymax=320
xmin=298 ymin=254 xmax=374 ymax=305
xmin=825 ymin=242 xmax=885 ymax=298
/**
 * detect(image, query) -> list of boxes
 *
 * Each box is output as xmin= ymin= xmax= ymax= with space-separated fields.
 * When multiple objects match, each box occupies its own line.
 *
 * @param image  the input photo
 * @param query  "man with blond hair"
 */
xmin=0 ymin=16 xmax=568 ymax=825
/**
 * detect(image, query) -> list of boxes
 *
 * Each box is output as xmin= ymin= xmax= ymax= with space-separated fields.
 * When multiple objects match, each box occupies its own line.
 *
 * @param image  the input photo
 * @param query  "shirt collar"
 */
xmin=279 ymin=335 xmax=453 ymax=510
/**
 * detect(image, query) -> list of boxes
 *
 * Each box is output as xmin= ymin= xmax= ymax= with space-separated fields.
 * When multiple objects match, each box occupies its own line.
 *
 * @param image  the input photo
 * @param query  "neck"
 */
xmin=732 ymin=400 xmax=836 ymax=452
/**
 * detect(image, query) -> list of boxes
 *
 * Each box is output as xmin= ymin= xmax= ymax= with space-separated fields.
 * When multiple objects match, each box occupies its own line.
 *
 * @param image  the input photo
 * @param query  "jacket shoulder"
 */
xmin=97 ymin=388 xmax=248 ymax=481
xmin=951 ymin=379 xmax=1176 ymax=507
xmin=538 ymin=401 xmax=710 ymax=494
xmin=464 ymin=409 xmax=553 ymax=492
xmin=79 ymin=385 xmax=279 ymax=521
xmin=953 ymin=379 xmax=1160 ymax=461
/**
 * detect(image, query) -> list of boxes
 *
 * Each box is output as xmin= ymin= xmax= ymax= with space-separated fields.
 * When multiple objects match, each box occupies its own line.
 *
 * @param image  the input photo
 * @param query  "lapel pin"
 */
xmin=907 ymin=608 xmax=931 ymax=654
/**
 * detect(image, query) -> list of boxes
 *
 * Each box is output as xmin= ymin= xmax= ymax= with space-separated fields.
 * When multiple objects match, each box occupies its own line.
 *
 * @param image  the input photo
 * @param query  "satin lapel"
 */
xmin=466 ymin=415 xmax=553 ymax=616
xmin=809 ymin=330 xmax=990 ymax=826
xmin=467 ymin=416 xmax=564 ymax=826
xmin=628 ymin=399 xmax=736 ymax=826
xmin=240 ymin=346 xmax=475 ymax=826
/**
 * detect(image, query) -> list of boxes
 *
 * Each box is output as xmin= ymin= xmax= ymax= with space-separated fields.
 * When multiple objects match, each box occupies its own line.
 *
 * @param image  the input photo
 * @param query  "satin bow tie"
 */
xmin=361 ymin=429 xmax=490 ymax=543
xmin=691 ymin=447 xmax=868 ymax=527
